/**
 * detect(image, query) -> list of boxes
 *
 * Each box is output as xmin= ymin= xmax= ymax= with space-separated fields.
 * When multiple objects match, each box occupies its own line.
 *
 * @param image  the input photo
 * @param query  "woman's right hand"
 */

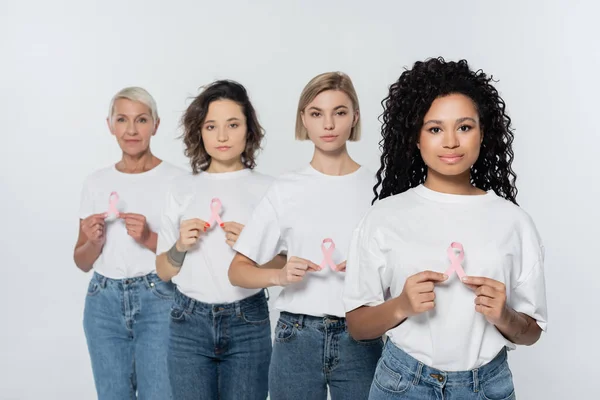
xmin=276 ymin=256 xmax=321 ymax=286
xmin=176 ymin=218 xmax=209 ymax=252
xmin=397 ymin=270 xmax=448 ymax=317
xmin=81 ymin=213 xmax=107 ymax=246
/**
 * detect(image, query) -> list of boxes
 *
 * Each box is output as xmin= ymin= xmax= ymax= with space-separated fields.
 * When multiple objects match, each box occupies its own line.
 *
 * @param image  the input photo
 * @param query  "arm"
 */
xmin=229 ymin=253 xmax=320 ymax=289
xmin=346 ymin=270 xmax=448 ymax=340
xmin=464 ymin=276 xmax=543 ymax=346
xmin=156 ymin=242 xmax=185 ymax=282
xmin=495 ymin=309 xmax=542 ymax=346
xmin=156 ymin=218 xmax=207 ymax=282
xmin=73 ymin=214 xmax=106 ymax=272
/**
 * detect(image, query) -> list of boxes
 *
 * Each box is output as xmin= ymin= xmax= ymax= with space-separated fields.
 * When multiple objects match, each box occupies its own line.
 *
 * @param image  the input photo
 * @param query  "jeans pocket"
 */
xmin=86 ymin=278 xmax=101 ymax=297
xmin=373 ymin=358 xmax=412 ymax=394
xmin=240 ymin=302 xmax=270 ymax=326
xmin=170 ymin=303 xmax=187 ymax=323
xmin=351 ymin=334 xmax=385 ymax=347
xmin=274 ymin=319 xmax=297 ymax=343
xmin=150 ymin=280 xmax=175 ymax=300
xmin=480 ymin=364 xmax=516 ymax=400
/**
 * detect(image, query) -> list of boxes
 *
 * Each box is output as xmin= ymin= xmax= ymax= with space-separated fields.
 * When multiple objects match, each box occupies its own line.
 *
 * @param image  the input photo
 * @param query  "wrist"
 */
xmin=167 ymin=242 xmax=187 ymax=268
xmin=495 ymin=306 xmax=517 ymax=331
xmin=392 ymin=296 xmax=409 ymax=323
xmin=175 ymin=239 xmax=188 ymax=252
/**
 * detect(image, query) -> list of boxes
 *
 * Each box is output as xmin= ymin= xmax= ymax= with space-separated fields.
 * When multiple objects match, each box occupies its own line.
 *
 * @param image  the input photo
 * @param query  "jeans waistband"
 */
xmin=383 ymin=341 xmax=508 ymax=387
xmin=174 ymin=288 xmax=267 ymax=315
xmin=279 ymin=311 xmax=346 ymax=330
xmin=92 ymin=271 xmax=161 ymax=289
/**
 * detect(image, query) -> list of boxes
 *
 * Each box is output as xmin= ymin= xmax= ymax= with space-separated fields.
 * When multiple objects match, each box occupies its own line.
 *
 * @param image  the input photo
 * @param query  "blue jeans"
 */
xmin=167 ymin=289 xmax=272 ymax=400
xmin=369 ymin=341 xmax=516 ymax=400
xmin=83 ymin=272 xmax=174 ymax=400
xmin=269 ymin=312 xmax=383 ymax=400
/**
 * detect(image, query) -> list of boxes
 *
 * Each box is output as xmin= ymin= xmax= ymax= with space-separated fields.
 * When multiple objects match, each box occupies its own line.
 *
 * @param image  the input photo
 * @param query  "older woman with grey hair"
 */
xmin=74 ymin=87 xmax=185 ymax=399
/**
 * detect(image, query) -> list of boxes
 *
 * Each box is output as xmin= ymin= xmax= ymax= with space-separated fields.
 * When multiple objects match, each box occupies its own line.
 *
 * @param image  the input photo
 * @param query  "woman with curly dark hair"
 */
xmin=155 ymin=80 xmax=281 ymax=400
xmin=344 ymin=58 xmax=547 ymax=399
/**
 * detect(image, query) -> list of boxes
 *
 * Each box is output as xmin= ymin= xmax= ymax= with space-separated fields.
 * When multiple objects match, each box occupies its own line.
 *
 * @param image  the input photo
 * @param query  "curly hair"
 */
xmin=181 ymin=80 xmax=264 ymax=173
xmin=374 ymin=57 xmax=518 ymax=205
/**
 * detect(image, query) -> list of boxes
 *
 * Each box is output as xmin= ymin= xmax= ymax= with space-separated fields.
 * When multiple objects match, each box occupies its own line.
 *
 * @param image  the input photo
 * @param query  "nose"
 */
xmin=217 ymin=127 xmax=228 ymax=142
xmin=442 ymin=130 xmax=459 ymax=149
xmin=126 ymin=120 xmax=137 ymax=136
xmin=323 ymin=115 xmax=334 ymax=131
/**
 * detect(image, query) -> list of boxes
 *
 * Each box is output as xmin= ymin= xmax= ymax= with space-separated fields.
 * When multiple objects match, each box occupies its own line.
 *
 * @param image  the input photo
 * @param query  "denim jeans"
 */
xmin=269 ymin=312 xmax=383 ymax=400
xmin=83 ymin=272 xmax=174 ymax=400
xmin=167 ymin=289 xmax=272 ymax=400
xmin=369 ymin=341 xmax=516 ymax=400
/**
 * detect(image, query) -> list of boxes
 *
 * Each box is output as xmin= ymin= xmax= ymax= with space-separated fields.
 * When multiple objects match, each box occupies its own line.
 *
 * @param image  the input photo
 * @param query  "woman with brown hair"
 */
xmin=155 ymin=80 xmax=279 ymax=400
xmin=229 ymin=72 xmax=382 ymax=400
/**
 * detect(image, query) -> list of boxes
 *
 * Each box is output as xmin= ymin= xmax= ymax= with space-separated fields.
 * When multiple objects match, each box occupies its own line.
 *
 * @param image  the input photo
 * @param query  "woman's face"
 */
xmin=418 ymin=93 xmax=482 ymax=178
xmin=301 ymin=90 xmax=358 ymax=152
xmin=107 ymin=99 xmax=158 ymax=157
xmin=201 ymin=99 xmax=247 ymax=165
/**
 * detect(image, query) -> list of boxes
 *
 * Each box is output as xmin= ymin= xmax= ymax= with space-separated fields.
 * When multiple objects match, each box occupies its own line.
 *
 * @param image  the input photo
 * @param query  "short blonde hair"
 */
xmin=295 ymin=72 xmax=361 ymax=141
xmin=108 ymin=87 xmax=158 ymax=123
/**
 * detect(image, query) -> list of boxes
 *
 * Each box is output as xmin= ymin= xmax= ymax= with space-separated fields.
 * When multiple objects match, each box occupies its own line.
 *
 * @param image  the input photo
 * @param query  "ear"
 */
xmin=153 ymin=118 xmax=161 ymax=136
xmin=300 ymin=110 xmax=308 ymax=129
xmin=416 ymin=141 xmax=420 ymax=150
xmin=352 ymin=109 xmax=360 ymax=127
xmin=106 ymin=117 xmax=115 ymax=136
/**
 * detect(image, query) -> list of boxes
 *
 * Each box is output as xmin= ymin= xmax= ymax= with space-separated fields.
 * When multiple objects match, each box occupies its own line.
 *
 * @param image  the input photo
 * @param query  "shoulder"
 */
xmin=81 ymin=165 xmax=116 ymax=187
xmin=156 ymin=161 xmax=188 ymax=179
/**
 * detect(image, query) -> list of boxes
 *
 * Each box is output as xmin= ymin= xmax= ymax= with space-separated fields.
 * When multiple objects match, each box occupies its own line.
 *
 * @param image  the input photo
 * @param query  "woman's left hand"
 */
xmin=120 ymin=213 xmax=151 ymax=244
xmin=222 ymin=221 xmax=244 ymax=248
xmin=462 ymin=276 xmax=510 ymax=326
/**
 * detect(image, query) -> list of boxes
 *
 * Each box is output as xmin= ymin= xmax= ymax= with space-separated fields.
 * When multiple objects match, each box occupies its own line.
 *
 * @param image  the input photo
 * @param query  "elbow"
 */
xmin=73 ymin=255 xmax=92 ymax=273
xmin=228 ymin=262 xmax=241 ymax=287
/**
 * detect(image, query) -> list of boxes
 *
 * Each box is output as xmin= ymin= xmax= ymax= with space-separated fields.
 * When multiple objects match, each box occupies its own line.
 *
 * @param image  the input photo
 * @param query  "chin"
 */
xmin=429 ymin=163 xmax=471 ymax=177
xmin=314 ymin=141 xmax=347 ymax=153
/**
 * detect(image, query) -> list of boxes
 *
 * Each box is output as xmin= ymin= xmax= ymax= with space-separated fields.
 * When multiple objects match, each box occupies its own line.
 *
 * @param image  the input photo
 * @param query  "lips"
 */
xmin=320 ymin=135 xmax=338 ymax=142
xmin=439 ymin=154 xmax=464 ymax=164
xmin=216 ymin=146 xmax=231 ymax=151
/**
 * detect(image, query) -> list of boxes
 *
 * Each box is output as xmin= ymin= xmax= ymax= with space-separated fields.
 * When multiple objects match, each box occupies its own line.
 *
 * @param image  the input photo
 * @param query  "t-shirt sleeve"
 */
xmin=78 ymin=179 xmax=94 ymax=219
xmin=156 ymin=187 xmax=181 ymax=255
xmin=233 ymin=194 xmax=285 ymax=265
xmin=343 ymin=216 xmax=389 ymax=312
xmin=509 ymin=217 xmax=548 ymax=331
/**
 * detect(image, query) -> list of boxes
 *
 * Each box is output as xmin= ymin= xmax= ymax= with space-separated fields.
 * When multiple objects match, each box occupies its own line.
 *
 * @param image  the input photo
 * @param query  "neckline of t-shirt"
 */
xmin=111 ymin=160 xmax=165 ymax=178
xmin=198 ymin=168 xmax=253 ymax=180
xmin=412 ymin=184 xmax=497 ymax=204
xmin=304 ymin=163 xmax=364 ymax=179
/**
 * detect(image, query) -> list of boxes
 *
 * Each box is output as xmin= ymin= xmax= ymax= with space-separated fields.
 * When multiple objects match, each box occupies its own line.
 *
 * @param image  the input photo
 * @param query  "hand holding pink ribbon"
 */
xmin=319 ymin=238 xmax=345 ymax=272
xmin=444 ymin=242 xmax=466 ymax=279
xmin=104 ymin=192 xmax=120 ymax=219
xmin=206 ymin=198 xmax=225 ymax=229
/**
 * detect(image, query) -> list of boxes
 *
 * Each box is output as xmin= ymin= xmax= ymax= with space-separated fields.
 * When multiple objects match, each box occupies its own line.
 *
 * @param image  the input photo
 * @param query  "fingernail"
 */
xmin=462 ymin=277 xmax=469 ymax=282
xmin=443 ymin=274 xmax=448 ymax=279
xmin=219 ymin=223 xmax=224 ymax=228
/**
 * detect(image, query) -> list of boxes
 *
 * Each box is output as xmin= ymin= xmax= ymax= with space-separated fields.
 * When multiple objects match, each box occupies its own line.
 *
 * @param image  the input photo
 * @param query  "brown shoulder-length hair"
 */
xmin=181 ymin=80 xmax=265 ymax=173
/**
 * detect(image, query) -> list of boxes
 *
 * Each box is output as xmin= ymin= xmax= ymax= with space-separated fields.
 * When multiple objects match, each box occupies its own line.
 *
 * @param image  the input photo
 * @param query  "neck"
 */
xmin=206 ymin=158 xmax=246 ymax=173
xmin=117 ymin=150 xmax=159 ymax=173
xmin=424 ymin=169 xmax=484 ymax=195
xmin=310 ymin=144 xmax=360 ymax=176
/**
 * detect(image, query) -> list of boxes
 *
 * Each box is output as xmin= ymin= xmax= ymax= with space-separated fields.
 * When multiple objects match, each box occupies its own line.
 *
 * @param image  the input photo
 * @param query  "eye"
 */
xmin=310 ymin=112 xmax=321 ymax=117
xmin=429 ymin=127 xmax=441 ymax=134
xmin=336 ymin=111 xmax=347 ymax=116
xmin=116 ymin=117 xmax=125 ymax=123
xmin=458 ymin=125 xmax=472 ymax=132
xmin=138 ymin=117 xmax=148 ymax=123
xmin=205 ymin=125 xmax=215 ymax=131
xmin=229 ymin=123 xmax=239 ymax=128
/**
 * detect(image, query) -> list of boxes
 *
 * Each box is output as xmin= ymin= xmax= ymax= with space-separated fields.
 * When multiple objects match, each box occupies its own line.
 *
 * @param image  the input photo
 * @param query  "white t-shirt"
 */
xmin=79 ymin=161 xmax=186 ymax=279
xmin=234 ymin=165 xmax=376 ymax=318
xmin=344 ymin=184 xmax=547 ymax=371
xmin=157 ymin=168 xmax=273 ymax=304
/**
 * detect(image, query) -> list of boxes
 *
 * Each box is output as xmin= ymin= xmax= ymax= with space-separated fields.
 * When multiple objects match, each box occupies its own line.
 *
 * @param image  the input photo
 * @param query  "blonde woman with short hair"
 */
xmin=229 ymin=72 xmax=382 ymax=400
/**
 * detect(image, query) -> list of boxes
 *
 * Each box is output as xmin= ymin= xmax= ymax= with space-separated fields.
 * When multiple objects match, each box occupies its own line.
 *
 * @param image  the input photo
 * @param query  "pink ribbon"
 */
xmin=319 ymin=238 xmax=338 ymax=271
xmin=206 ymin=198 xmax=224 ymax=228
xmin=104 ymin=191 xmax=120 ymax=218
xmin=444 ymin=242 xmax=466 ymax=279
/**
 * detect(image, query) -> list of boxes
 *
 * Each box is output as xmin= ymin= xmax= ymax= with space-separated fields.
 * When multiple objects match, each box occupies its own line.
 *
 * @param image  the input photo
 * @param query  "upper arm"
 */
xmin=74 ymin=219 xmax=86 ymax=250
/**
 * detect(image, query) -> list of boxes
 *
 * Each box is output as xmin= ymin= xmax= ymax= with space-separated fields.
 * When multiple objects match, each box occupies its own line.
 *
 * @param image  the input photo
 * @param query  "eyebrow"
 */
xmin=307 ymin=105 xmax=349 ymax=112
xmin=204 ymin=117 xmax=241 ymax=124
xmin=423 ymin=117 xmax=478 ymax=125
xmin=115 ymin=113 xmax=150 ymax=118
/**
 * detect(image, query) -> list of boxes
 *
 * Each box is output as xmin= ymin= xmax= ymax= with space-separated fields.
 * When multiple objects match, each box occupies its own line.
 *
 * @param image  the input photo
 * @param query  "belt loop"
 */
xmin=142 ymin=274 xmax=150 ymax=289
xmin=97 ymin=273 xmax=107 ymax=288
xmin=235 ymin=300 xmax=242 ymax=317
xmin=473 ymin=368 xmax=479 ymax=393
xmin=413 ymin=362 xmax=423 ymax=386
xmin=296 ymin=314 xmax=304 ymax=329
xmin=186 ymin=296 xmax=195 ymax=315
xmin=264 ymin=288 xmax=270 ymax=301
